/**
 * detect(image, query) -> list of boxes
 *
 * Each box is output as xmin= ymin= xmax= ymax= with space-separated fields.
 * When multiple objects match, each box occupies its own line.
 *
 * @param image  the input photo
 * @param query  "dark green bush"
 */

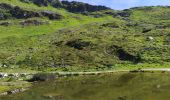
xmin=29 ymin=73 xmax=56 ymax=82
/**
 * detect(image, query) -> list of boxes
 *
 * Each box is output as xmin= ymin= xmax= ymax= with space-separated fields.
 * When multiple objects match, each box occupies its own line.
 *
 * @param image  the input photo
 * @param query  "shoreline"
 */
xmin=1 ymin=68 xmax=170 ymax=78
xmin=0 ymin=68 xmax=170 ymax=96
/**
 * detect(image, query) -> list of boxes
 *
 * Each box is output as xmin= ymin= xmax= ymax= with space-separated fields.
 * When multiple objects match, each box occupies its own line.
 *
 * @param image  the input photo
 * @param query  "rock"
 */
xmin=10 ymin=6 xmax=41 ymax=19
xmin=0 ymin=73 xmax=9 ymax=78
xmin=117 ymin=10 xmax=132 ymax=17
xmin=7 ymin=88 xmax=26 ymax=95
xmin=156 ymin=85 xmax=161 ymax=88
xmin=13 ymin=73 xmax=19 ymax=77
xmin=147 ymin=36 xmax=154 ymax=41
xmin=20 ymin=0 xmax=63 ymax=8
xmin=122 ymin=17 xmax=130 ymax=21
xmin=20 ymin=0 xmax=110 ymax=13
xmin=0 ymin=63 xmax=3 ymax=67
xmin=20 ymin=73 xmax=27 ymax=77
xmin=62 ymin=1 xmax=110 ymax=13
xmin=7 ymin=89 xmax=19 ymax=95
xmin=104 ymin=11 xmax=117 ymax=16
xmin=0 ymin=13 xmax=4 ymax=20
xmin=0 ymin=22 xmax=11 ymax=26
xmin=0 ymin=74 xmax=3 ymax=78
xmin=28 ymin=0 xmax=49 ymax=6
xmin=3 ymin=64 xmax=8 ymax=68
xmin=0 ymin=3 xmax=13 ymax=10
xmin=66 ymin=39 xmax=92 ymax=50
xmin=0 ymin=88 xmax=27 ymax=96
xmin=108 ymin=45 xmax=141 ymax=63
xmin=118 ymin=96 xmax=127 ymax=100
xmin=8 ymin=74 xmax=14 ymax=77
xmin=143 ymin=28 xmax=152 ymax=33
xmin=0 ymin=3 xmax=63 ymax=20
xmin=3 ymin=73 xmax=8 ymax=77
xmin=41 ymin=11 xmax=63 ymax=20
xmin=43 ymin=93 xmax=63 ymax=99
xmin=0 ymin=92 xmax=8 ymax=96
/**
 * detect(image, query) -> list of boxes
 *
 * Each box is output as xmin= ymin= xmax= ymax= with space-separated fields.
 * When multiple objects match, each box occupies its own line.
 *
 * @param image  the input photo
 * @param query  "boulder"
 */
xmin=62 ymin=1 xmax=110 ymax=13
xmin=107 ymin=45 xmax=141 ymax=63
xmin=147 ymin=36 xmax=154 ymax=41
xmin=0 ymin=3 xmax=13 ymax=10
xmin=142 ymin=28 xmax=152 ymax=33
xmin=20 ymin=0 xmax=62 ymax=7
xmin=0 ymin=13 xmax=4 ymax=20
xmin=0 ymin=22 xmax=11 ymax=26
xmin=10 ymin=6 xmax=41 ymax=19
xmin=41 ymin=11 xmax=63 ymax=20
xmin=116 ymin=10 xmax=132 ymax=17
xmin=0 ymin=3 xmax=63 ymax=20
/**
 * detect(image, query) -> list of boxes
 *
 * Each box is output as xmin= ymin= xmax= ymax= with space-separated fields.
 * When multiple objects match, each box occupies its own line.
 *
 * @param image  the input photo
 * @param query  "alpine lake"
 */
xmin=1 ymin=72 xmax=170 ymax=100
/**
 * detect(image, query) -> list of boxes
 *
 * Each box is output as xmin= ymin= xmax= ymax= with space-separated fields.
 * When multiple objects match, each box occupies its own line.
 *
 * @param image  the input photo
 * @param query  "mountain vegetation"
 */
xmin=0 ymin=0 xmax=170 ymax=71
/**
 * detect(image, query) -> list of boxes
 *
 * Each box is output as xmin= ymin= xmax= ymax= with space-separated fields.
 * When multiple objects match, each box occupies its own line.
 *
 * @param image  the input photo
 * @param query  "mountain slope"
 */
xmin=0 ymin=0 xmax=170 ymax=71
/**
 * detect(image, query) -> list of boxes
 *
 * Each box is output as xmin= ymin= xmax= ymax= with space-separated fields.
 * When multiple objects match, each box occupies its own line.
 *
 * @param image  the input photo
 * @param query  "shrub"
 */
xmin=28 ymin=73 xmax=56 ymax=82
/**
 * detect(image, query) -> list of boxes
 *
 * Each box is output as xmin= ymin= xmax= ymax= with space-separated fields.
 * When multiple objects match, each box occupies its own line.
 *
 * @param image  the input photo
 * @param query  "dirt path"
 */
xmin=56 ymin=68 xmax=170 ymax=75
xmin=56 ymin=70 xmax=129 ymax=75
xmin=142 ymin=68 xmax=170 ymax=71
xmin=1 ymin=68 xmax=170 ymax=77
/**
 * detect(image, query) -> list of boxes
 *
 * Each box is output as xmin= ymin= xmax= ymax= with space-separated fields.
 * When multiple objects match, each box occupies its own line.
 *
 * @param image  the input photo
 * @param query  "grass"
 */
xmin=0 ymin=0 xmax=68 ymax=14
xmin=0 ymin=0 xmax=170 ymax=71
xmin=0 ymin=16 xmax=113 ymax=39
xmin=0 ymin=67 xmax=38 ymax=74
xmin=0 ymin=79 xmax=31 ymax=93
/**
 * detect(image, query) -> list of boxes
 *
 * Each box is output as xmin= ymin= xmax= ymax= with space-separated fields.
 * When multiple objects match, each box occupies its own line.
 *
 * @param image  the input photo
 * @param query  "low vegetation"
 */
xmin=0 ymin=0 xmax=169 ymax=72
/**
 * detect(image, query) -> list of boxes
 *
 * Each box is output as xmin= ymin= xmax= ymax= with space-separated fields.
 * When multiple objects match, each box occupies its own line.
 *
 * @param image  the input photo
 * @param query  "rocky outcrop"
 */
xmin=21 ymin=0 xmax=62 ymax=7
xmin=61 ymin=1 xmax=110 ymax=13
xmin=0 ymin=88 xmax=28 ymax=96
xmin=66 ymin=39 xmax=92 ymax=50
xmin=10 ymin=6 xmax=41 ymax=19
xmin=107 ymin=45 xmax=141 ymax=63
xmin=0 ymin=3 xmax=13 ymax=20
xmin=7 ymin=88 xmax=27 ymax=95
xmin=116 ymin=10 xmax=132 ymax=17
xmin=0 ymin=73 xmax=33 ymax=78
xmin=41 ymin=11 xmax=63 ymax=20
xmin=0 ymin=3 xmax=13 ymax=10
xmin=20 ymin=0 xmax=110 ymax=13
xmin=0 ymin=3 xmax=63 ymax=20
xmin=0 ymin=22 xmax=11 ymax=26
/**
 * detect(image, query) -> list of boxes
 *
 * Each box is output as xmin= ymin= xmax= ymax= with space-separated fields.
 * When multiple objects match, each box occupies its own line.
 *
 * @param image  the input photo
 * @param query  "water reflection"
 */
xmin=2 ymin=72 xmax=170 ymax=100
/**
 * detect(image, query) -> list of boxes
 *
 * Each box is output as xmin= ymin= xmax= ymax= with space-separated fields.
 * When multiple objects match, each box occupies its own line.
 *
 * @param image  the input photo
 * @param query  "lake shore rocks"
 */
xmin=0 ymin=88 xmax=28 ymax=96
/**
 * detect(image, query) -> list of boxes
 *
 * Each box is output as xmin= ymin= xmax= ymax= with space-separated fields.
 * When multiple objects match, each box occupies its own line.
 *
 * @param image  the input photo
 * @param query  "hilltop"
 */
xmin=0 ymin=0 xmax=170 ymax=71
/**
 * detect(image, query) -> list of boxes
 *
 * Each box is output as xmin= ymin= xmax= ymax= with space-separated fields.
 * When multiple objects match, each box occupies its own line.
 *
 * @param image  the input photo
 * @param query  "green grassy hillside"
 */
xmin=0 ymin=0 xmax=170 ymax=71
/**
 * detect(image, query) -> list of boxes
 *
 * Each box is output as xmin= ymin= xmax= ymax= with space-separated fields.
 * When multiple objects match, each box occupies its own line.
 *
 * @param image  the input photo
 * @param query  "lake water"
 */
xmin=1 ymin=72 xmax=170 ymax=100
